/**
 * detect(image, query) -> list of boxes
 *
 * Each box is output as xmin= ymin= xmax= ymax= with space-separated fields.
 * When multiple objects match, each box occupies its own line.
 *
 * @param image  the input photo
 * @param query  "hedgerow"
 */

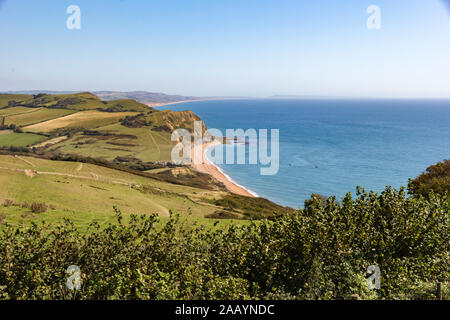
xmin=0 ymin=187 xmax=448 ymax=300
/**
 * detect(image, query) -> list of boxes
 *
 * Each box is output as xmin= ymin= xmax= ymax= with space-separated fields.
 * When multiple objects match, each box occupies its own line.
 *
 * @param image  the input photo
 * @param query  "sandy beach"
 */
xmin=191 ymin=139 xmax=256 ymax=198
xmin=146 ymin=98 xmax=217 ymax=108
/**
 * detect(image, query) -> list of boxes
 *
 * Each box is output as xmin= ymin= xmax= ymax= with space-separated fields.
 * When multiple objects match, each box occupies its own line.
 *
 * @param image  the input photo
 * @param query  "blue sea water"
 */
xmin=160 ymin=99 xmax=450 ymax=209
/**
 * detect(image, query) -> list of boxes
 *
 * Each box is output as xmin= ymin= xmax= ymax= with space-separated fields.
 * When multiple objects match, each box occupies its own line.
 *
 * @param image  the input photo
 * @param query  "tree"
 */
xmin=408 ymin=160 xmax=450 ymax=197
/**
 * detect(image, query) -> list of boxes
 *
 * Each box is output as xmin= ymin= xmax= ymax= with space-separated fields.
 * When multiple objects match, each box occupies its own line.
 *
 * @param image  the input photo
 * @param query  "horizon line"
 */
xmin=1 ymin=89 xmax=450 ymax=101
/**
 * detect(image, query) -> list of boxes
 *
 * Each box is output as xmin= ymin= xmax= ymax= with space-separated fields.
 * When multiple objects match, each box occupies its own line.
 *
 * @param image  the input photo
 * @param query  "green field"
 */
xmin=44 ymin=109 xmax=201 ymax=162
xmin=50 ymin=122 xmax=175 ymax=162
xmin=0 ymin=155 xmax=237 ymax=227
xmin=0 ymin=132 xmax=46 ymax=147
xmin=0 ymin=106 xmax=37 ymax=116
xmin=0 ymin=93 xmax=284 ymax=230
xmin=4 ymin=108 xmax=76 ymax=126
xmin=25 ymin=110 xmax=138 ymax=133
xmin=1 ymin=92 xmax=152 ymax=112
xmin=0 ymin=205 xmax=245 ymax=233
xmin=0 ymin=94 xmax=31 ymax=108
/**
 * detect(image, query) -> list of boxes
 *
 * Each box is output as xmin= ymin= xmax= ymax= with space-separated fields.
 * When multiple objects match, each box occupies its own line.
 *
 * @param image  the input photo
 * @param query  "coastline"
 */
xmin=191 ymin=140 xmax=258 ymax=198
xmin=148 ymin=97 xmax=250 ymax=109
xmin=146 ymin=98 xmax=220 ymax=108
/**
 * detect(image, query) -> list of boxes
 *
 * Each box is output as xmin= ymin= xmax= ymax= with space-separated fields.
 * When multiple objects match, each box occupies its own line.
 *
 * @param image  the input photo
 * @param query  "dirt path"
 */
xmin=90 ymin=172 xmax=99 ymax=180
xmin=76 ymin=163 xmax=83 ymax=171
xmin=148 ymin=131 xmax=161 ymax=158
xmin=24 ymin=169 xmax=37 ymax=178
xmin=32 ymin=136 xmax=68 ymax=149
xmin=0 ymin=165 xmax=132 ymax=187
xmin=15 ymin=155 xmax=36 ymax=167
xmin=0 ymin=165 xmax=171 ymax=216
xmin=152 ymin=131 xmax=172 ymax=144
xmin=3 ymin=107 xmax=42 ymax=118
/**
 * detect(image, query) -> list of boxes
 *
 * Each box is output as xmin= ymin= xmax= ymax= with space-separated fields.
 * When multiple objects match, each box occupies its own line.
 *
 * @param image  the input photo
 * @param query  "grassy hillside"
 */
xmin=0 ymin=92 xmax=151 ymax=112
xmin=3 ymin=108 xmax=76 ymax=127
xmin=48 ymin=123 xmax=174 ymax=162
xmin=0 ymin=93 xmax=208 ymax=164
xmin=0 ymin=154 xmax=290 ymax=226
xmin=0 ymin=106 xmax=37 ymax=116
xmin=0 ymin=155 xmax=234 ymax=223
xmin=0 ymin=94 xmax=31 ymax=108
xmin=0 ymin=92 xmax=291 ymax=227
xmin=25 ymin=110 xmax=139 ymax=133
xmin=48 ymin=110 xmax=202 ymax=162
xmin=0 ymin=132 xmax=46 ymax=147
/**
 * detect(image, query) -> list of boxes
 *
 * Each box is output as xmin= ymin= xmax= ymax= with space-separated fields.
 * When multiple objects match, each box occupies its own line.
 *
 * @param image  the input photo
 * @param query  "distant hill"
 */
xmin=0 ymin=92 xmax=151 ymax=112
xmin=269 ymin=95 xmax=336 ymax=99
xmin=2 ymin=90 xmax=202 ymax=105
xmin=94 ymin=91 xmax=201 ymax=105
xmin=0 ymin=91 xmax=207 ymax=163
xmin=0 ymin=91 xmax=293 ymax=224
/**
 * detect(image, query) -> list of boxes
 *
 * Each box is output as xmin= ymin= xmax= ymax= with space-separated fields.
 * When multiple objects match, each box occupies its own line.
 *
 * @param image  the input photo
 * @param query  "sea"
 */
xmin=159 ymin=99 xmax=450 ymax=209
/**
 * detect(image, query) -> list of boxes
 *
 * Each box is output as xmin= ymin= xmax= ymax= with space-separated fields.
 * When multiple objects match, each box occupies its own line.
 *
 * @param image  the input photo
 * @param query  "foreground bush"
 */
xmin=0 ymin=187 xmax=448 ymax=300
xmin=30 ymin=202 xmax=48 ymax=213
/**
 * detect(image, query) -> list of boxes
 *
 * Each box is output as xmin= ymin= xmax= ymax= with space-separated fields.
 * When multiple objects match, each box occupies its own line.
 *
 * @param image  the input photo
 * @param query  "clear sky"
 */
xmin=0 ymin=0 xmax=449 ymax=98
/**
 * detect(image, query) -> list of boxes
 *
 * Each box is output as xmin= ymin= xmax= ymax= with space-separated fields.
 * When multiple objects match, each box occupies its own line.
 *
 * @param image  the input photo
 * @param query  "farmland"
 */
xmin=25 ymin=110 xmax=139 ymax=133
xmin=49 ymin=122 xmax=175 ymax=162
xmin=4 ymin=108 xmax=76 ymax=127
xmin=0 ymin=92 xmax=289 ymax=227
xmin=0 ymin=106 xmax=37 ymax=116
xmin=0 ymin=132 xmax=46 ymax=147
xmin=0 ymin=155 xmax=232 ymax=225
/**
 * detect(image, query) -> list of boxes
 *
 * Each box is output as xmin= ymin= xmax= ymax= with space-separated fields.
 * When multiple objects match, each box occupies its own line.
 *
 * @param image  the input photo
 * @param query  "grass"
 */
xmin=0 ymin=106 xmax=37 ymax=116
xmin=0 ymin=93 xmax=287 ymax=231
xmin=145 ymin=167 xmax=172 ymax=174
xmin=0 ymin=132 xmax=46 ymax=147
xmin=103 ymin=99 xmax=152 ymax=112
xmin=0 ymin=155 xmax=232 ymax=221
xmin=19 ymin=92 xmax=106 ymax=110
xmin=49 ymin=122 xmax=176 ymax=162
xmin=24 ymin=110 xmax=139 ymax=133
xmin=0 ymin=204 xmax=249 ymax=233
xmin=4 ymin=108 xmax=76 ymax=127
xmin=0 ymin=94 xmax=31 ymax=108
xmin=13 ymin=92 xmax=151 ymax=111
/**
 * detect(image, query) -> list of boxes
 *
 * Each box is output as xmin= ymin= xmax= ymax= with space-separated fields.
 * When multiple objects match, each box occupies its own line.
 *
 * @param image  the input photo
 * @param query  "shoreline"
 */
xmin=146 ymin=98 xmax=221 ymax=108
xmin=148 ymin=97 xmax=250 ymax=109
xmin=191 ymin=140 xmax=258 ymax=198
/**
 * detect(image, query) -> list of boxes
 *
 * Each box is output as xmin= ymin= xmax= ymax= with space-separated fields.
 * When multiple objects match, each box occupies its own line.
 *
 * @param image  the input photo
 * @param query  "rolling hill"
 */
xmin=0 ymin=92 xmax=292 ymax=227
xmin=94 ymin=91 xmax=200 ymax=105
xmin=2 ymin=90 xmax=202 ymax=106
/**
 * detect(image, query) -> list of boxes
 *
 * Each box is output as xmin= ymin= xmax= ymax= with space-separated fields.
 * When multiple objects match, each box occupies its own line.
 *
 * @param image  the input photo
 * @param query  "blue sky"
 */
xmin=0 ymin=0 xmax=449 ymax=97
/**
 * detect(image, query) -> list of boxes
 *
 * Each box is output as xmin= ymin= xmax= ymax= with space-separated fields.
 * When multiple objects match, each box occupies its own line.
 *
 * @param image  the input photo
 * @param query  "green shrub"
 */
xmin=2 ymin=199 xmax=15 ymax=207
xmin=30 ymin=202 xmax=48 ymax=213
xmin=0 ymin=186 xmax=447 ymax=300
xmin=408 ymin=159 xmax=450 ymax=197
xmin=205 ymin=211 xmax=241 ymax=219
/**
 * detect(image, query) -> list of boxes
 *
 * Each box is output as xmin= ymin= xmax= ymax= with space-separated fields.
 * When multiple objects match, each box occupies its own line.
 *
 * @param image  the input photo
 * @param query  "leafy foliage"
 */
xmin=30 ymin=202 xmax=48 ymax=214
xmin=211 ymin=194 xmax=294 ymax=219
xmin=0 ymin=186 xmax=448 ymax=300
xmin=408 ymin=160 xmax=450 ymax=198
xmin=0 ymin=93 xmax=150 ymax=113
